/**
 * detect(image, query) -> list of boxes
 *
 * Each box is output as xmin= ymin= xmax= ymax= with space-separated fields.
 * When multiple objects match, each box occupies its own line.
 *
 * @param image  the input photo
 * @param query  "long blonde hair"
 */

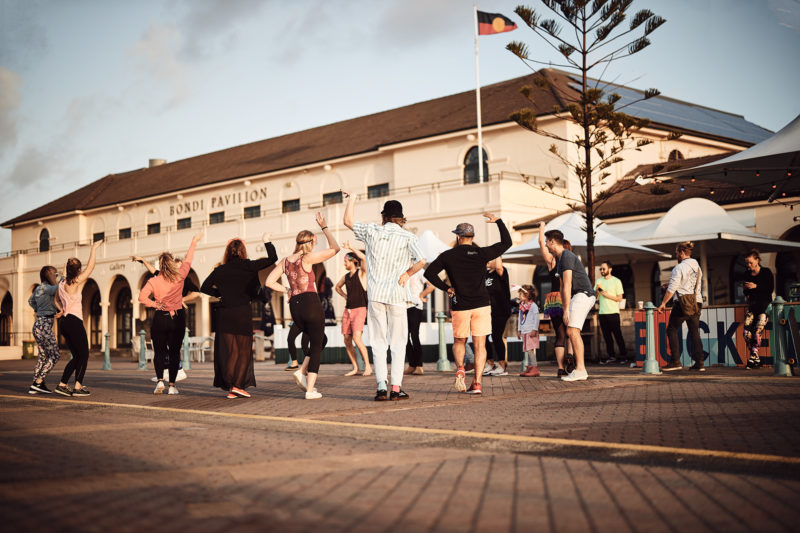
xmin=159 ymin=252 xmax=180 ymax=282
xmin=294 ymin=230 xmax=314 ymax=254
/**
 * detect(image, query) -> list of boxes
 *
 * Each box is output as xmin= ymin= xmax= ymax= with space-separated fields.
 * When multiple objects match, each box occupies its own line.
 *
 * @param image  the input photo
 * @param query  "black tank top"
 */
xmin=548 ymin=266 xmax=561 ymax=293
xmin=345 ymin=271 xmax=368 ymax=309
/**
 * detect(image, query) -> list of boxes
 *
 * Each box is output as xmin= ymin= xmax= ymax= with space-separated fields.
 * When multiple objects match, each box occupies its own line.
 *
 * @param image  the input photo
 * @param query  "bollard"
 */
xmin=771 ymin=297 xmax=791 ymax=377
xmin=102 ymin=332 xmax=112 ymax=370
xmin=436 ymin=312 xmax=451 ymax=371
xmin=182 ymin=327 xmax=192 ymax=370
xmin=642 ymin=302 xmax=662 ymax=375
xmin=138 ymin=330 xmax=148 ymax=370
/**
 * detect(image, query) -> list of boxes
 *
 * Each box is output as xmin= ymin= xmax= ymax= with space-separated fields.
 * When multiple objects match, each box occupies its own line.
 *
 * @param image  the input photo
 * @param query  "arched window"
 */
xmin=39 ymin=228 xmax=50 ymax=252
xmin=668 ymin=149 xmax=684 ymax=162
xmin=0 ymin=293 xmax=12 ymax=346
xmin=463 ymin=146 xmax=489 ymax=184
xmin=90 ymin=292 xmax=102 ymax=349
xmin=116 ymin=287 xmax=132 ymax=347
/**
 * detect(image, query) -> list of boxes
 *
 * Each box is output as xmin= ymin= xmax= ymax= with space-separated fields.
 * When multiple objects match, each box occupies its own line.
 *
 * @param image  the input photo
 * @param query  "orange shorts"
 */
xmin=342 ymin=306 xmax=367 ymax=335
xmin=451 ymin=306 xmax=491 ymax=338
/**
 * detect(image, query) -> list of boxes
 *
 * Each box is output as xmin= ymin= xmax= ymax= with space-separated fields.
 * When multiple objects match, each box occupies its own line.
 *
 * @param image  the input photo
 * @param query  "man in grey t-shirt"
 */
xmin=546 ymin=229 xmax=596 ymax=382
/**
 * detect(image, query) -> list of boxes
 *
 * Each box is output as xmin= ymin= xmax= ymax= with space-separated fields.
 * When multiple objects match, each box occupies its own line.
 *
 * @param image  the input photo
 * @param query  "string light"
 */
xmin=772 ymin=183 xmax=777 ymax=189
xmin=756 ymin=170 xmax=760 ymax=177
xmin=680 ymin=185 xmax=686 ymax=192
xmin=690 ymin=176 xmax=696 ymax=182
xmin=739 ymin=189 xmax=745 ymax=195
xmin=710 ymin=189 xmax=715 ymax=195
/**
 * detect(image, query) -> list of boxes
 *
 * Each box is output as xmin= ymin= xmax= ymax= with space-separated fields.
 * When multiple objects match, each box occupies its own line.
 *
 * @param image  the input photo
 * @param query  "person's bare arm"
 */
xmin=131 ymin=256 xmax=157 ymax=275
xmin=538 ymin=222 xmax=556 ymax=270
xmin=76 ymin=239 xmax=103 ymax=284
xmin=561 ymin=269 xmax=573 ymax=325
xmin=303 ymin=212 xmax=341 ymax=265
xmin=335 ymin=275 xmax=347 ymax=299
xmin=265 ymin=261 xmax=287 ymax=293
xmin=343 ymin=190 xmax=356 ymax=231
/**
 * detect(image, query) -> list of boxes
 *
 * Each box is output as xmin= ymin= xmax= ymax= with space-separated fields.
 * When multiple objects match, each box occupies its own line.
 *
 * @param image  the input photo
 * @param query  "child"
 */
xmin=517 ymin=285 xmax=541 ymax=377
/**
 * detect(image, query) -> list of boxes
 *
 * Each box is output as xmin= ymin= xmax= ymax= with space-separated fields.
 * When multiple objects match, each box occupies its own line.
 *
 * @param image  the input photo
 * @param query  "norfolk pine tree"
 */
xmin=507 ymin=0 xmax=680 ymax=282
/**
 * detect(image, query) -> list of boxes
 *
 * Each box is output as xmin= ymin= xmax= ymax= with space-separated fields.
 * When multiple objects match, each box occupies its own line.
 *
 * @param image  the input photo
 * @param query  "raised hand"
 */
xmin=192 ymin=232 xmax=203 ymax=243
xmin=316 ymin=212 xmax=327 ymax=228
xmin=262 ymin=232 xmax=271 ymax=243
xmin=483 ymin=212 xmax=499 ymax=223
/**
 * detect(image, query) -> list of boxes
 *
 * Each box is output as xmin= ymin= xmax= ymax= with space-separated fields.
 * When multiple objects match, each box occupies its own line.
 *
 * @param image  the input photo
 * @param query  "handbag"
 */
xmin=677 ymin=266 xmax=701 ymax=316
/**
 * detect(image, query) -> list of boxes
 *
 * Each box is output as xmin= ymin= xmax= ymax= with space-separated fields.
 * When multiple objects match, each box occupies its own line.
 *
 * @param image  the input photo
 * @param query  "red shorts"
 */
xmin=342 ymin=307 xmax=367 ymax=335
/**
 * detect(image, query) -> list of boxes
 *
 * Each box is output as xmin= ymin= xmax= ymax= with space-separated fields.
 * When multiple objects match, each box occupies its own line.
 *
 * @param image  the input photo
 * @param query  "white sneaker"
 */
xmin=151 ymin=375 xmax=165 ymax=382
xmin=482 ymin=365 xmax=495 ymax=376
xmin=305 ymin=390 xmax=322 ymax=399
xmin=167 ymin=386 xmax=179 ymax=395
xmin=293 ymin=369 xmax=308 ymax=392
xmin=153 ymin=380 xmax=165 ymax=394
xmin=176 ymin=368 xmax=187 ymax=381
xmin=489 ymin=365 xmax=508 ymax=376
xmin=561 ymin=369 xmax=589 ymax=382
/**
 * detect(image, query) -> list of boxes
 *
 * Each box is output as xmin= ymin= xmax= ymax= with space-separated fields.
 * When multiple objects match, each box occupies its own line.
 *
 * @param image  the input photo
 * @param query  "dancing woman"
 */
xmin=55 ymin=238 xmax=103 ymax=397
xmin=335 ymin=241 xmax=372 ymax=377
xmin=266 ymin=213 xmax=339 ymax=399
xmin=201 ymin=233 xmax=277 ymax=398
xmin=138 ymin=233 xmax=203 ymax=394
xmin=28 ymin=265 xmax=63 ymax=394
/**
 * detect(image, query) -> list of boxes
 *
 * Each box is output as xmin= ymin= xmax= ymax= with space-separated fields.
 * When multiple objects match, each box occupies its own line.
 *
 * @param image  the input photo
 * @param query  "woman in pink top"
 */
xmin=139 ymin=233 xmax=203 ymax=395
xmin=54 ymin=238 xmax=103 ymax=397
xmin=266 ymin=213 xmax=339 ymax=399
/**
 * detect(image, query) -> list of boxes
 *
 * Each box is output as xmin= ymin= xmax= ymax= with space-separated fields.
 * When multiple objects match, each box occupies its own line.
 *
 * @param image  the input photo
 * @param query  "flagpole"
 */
xmin=473 ymin=4 xmax=484 ymax=183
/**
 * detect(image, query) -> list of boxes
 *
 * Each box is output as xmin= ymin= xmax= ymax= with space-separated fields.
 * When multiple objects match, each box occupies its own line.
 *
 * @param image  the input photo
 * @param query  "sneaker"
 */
xmin=557 ymin=368 xmax=568 ymax=378
xmin=305 ymin=390 xmax=322 ymax=399
xmin=454 ymin=368 xmax=467 ymax=392
xmin=226 ymin=392 xmax=237 ymax=399
xmin=662 ymin=361 xmax=683 ymax=371
xmin=746 ymin=358 xmax=761 ymax=369
xmin=520 ymin=365 xmax=540 ymax=377
xmin=389 ymin=390 xmax=409 ymax=401
xmin=466 ymin=382 xmax=482 ymax=395
xmin=154 ymin=381 xmax=165 ymax=394
xmin=374 ymin=389 xmax=388 ymax=401
xmin=464 ymin=363 xmax=475 ymax=374
xmin=488 ymin=365 xmax=508 ymax=376
xmin=482 ymin=364 xmax=495 ymax=376
xmin=167 ymin=386 xmax=179 ymax=395
xmin=72 ymin=387 xmax=91 ymax=396
xmin=293 ymin=369 xmax=308 ymax=392
xmin=31 ymin=381 xmax=52 ymax=394
xmin=600 ymin=357 xmax=618 ymax=365
xmin=689 ymin=362 xmax=707 ymax=372
xmin=54 ymin=384 xmax=73 ymax=397
xmin=231 ymin=387 xmax=251 ymax=398
xmin=28 ymin=384 xmax=38 ymax=394
xmin=565 ymin=356 xmax=577 ymax=374
xmin=561 ymin=369 xmax=589 ymax=382
xmin=176 ymin=368 xmax=188 ymax=381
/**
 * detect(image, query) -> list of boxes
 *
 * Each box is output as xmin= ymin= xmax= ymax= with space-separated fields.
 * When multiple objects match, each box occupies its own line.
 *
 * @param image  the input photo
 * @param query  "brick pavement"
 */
xmin=1 ymin=358 xmax=799 ymax=532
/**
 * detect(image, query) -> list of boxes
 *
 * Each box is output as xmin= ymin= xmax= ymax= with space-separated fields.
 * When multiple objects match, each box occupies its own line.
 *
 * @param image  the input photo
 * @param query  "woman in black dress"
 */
xmin=742 ymin=249 xmax=774 ymax=369
xmin=200 ymin=233 xmax=277 ymax=398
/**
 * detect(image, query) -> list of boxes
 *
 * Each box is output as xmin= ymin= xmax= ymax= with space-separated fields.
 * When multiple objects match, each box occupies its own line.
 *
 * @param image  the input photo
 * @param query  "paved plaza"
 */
xmin=1 ymin=357 xmax=799 ymax=533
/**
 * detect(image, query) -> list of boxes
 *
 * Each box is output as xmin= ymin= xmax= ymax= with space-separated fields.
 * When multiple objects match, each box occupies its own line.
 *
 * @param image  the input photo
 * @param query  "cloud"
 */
xmin=129 ymin=23 xmax=191 ymax=109
xmin=0 ymin=1 xmax=48 ymax=71
xmin=374 ymin=0 xmax=466 ymax=46
xmin=176 ymin=0 xmax=270 ymax=60
xmin=0 ymin=67 xmax=22 ymax=157
xmin=768 ymin=0 xmax=800 ymax=32
xmin=5 ymin=145 xmax=56 ymax=187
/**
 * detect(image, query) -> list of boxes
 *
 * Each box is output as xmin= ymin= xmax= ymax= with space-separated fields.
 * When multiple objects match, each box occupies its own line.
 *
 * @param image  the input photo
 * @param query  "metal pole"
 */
xmin=182 ymin=326 xmax=192 ymax=370
xmin=102 ymin=332 xmax=112 ymax=370
xmin=473 ymin=4 xmax=484 ymax=183
xmin=436 ymin=312 xmax=451 ymax=371
xmin=642 ymin=302 xmax=662 ymax=375
xmin=771 ymin=297 xmax=791 ymax=377
xmin=138 ymin=329 xmax=148 ymax=370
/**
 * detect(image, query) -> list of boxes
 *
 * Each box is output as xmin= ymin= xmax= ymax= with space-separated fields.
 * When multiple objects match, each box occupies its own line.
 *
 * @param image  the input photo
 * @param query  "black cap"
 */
xmin=381 ymin=200 xmax=404 ymax=218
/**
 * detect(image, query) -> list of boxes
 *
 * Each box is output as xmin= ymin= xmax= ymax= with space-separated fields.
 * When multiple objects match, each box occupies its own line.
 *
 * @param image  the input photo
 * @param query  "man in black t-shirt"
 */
xmin=424 ymin=213 xmax=512 ymax=395
xmin=545 ymin=229 xmax=596 ymax=382
xmin=484 ymin=257 xmax=511 ymax=376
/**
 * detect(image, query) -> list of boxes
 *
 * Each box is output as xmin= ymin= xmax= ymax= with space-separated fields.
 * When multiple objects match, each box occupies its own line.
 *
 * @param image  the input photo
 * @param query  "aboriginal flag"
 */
xmin=477 ymin=11 xmax=517 ymax=35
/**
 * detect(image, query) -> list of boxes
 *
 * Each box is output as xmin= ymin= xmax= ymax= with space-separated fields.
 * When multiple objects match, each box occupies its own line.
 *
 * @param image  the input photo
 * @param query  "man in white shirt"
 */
xmin=657 ymin=241 xmax=705 ymax=372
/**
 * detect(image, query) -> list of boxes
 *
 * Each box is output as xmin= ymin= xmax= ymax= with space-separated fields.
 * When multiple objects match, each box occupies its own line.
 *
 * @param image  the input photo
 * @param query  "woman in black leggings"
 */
xmin=266 ymin=212 xmax=339 ymax=399
xmin=55 ymin=239 xmax=103 ymax=397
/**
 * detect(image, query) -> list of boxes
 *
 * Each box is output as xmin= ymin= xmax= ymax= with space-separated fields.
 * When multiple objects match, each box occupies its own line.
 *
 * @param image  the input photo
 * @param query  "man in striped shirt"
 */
xmin=344 ymin=192 xmax=425 ymax=401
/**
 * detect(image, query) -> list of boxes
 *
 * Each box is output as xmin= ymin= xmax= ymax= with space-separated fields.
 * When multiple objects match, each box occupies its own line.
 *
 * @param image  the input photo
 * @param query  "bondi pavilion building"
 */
xmin=0 ymin=68 xmax=780 ymax=359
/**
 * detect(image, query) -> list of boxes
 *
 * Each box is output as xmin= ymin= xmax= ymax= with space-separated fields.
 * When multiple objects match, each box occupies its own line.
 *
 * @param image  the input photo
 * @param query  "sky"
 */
xmin=1 ymin=0 xmax=798 ymax=253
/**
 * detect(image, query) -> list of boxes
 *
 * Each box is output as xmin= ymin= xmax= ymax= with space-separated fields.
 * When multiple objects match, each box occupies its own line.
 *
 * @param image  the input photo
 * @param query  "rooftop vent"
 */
xmin=149 ymin=158 xmax=167 ymax=167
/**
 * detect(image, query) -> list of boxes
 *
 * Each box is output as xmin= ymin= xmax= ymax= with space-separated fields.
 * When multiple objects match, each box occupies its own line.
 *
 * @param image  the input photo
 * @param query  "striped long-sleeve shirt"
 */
xmin=352 ymin=221 xmax=424 ymax=305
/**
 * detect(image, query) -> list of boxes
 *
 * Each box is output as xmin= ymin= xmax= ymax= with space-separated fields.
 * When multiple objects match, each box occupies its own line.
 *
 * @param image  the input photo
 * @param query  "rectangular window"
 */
xmin=119 ymin=227 xmax=131 ymax=240
xmin=323 ymin=191 xmax=343 ymax=206
xmin=368 ymin=183 xmax=389 ymax=199
xmin=244 ymin=205 xmax=261 ymax=219
xmin=92 ymin=232 xmax=104 ymax=243
xmin=209 ymin=212 xmax=225 ymax=225
xmin=177 ymin=217 xmax=191 ymax=230
xmin=282 ymin=199 xmax=300 ymax=213
xmin=147 ymin=223 xmax=160 ymax=235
